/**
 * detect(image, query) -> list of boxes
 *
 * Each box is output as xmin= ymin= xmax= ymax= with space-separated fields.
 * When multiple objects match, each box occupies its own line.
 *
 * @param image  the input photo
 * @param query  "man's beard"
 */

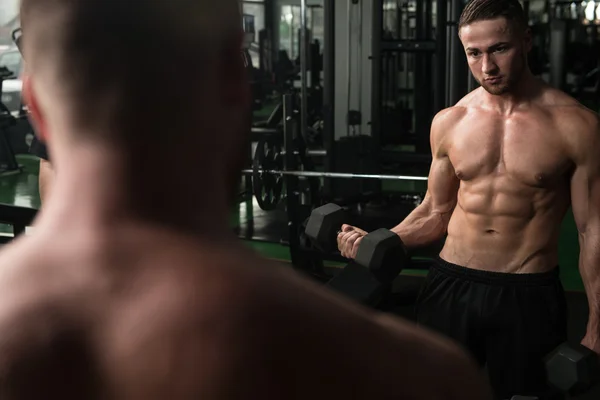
xmin=480 ymin=54 xmax=526 ymax=95
xmin=481 ymin=80 xmax=511 ymax=95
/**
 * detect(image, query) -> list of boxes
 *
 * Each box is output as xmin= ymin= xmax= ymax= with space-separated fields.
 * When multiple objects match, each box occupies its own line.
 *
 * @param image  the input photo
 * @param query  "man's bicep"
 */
xmin=571 ymin=157 xmax=600 ymax=236
xmin=570 ymin=122 xmax=600 ymax=235
xmin=424 ymin=109 xmax=460 ymax=213
xmin=426 ymin=155 xmax=460 ymax=211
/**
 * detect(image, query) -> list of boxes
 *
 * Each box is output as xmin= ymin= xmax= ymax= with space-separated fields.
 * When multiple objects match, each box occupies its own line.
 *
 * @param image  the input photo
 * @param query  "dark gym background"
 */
xmin=0 ymin=0 xmax=597 ymax=398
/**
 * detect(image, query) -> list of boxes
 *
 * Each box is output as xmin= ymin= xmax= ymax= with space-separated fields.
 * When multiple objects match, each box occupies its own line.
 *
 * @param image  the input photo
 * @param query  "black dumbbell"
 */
xmin=504 ymin=343 xmax=599 ymax=400
xmin=304 ymin=203 xmax=348 ymax=254
xmin=305 ymin=203 xmax=409 ymax=271
xmin=504 ymin=343 xmax=600 ymax=400
xmin=354 ymin=228 xmax=409 ymax=283
xmin=305 ymin=203 xmax=410 ymax=306
xmin=545 ymin=342 xmax=600 ymax=396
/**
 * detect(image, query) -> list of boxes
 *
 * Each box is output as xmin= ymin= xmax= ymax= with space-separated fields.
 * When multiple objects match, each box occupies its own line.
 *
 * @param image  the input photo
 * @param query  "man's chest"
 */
xmin=446 ymin=115 xmax=573 ymax=187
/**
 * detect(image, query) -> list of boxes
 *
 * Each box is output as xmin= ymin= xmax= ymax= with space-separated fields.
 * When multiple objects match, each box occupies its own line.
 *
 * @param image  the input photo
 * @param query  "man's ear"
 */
xmin=22 ymin=74 xmax=49 ymax=142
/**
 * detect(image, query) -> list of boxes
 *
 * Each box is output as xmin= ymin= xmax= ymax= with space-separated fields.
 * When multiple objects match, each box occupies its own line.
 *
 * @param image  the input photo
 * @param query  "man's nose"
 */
xmin=482 ymin=54 xmax=498 ymax=75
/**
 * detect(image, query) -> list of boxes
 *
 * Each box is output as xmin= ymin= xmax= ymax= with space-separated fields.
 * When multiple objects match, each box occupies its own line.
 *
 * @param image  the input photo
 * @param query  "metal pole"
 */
xmin=522 ymin=0 xmax=530 ymax=20
xmin=549 ymin=19 xmax=567 ymax=90
xmin=323 ymin=0 xmax=335 ymax=199
xmin=371 ymin=0 xmax=382 ymax=158
xmin=414 ymin=0 xmax=427 ymax=153
xmin=243 ymin=169 xmax=428 ymax=181
xmin=435 ymin=0 xmax=447 ymax=111
xmin=448 ymin=0 xmax=469 ymax=105
xmin=283 ymin=93 xmax=296 ymax=172
xmin=280 ymin=149 xmax=327 ymax=157
xmin=300 ymin=0 xmax=309 ymax=141
xmin=264 ymin=0 xmax=276 ymax=68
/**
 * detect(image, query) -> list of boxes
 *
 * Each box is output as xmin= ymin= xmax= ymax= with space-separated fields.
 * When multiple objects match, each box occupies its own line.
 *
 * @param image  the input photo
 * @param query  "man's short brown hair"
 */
xmin=459 ymin=0 xmax=528 ymax=32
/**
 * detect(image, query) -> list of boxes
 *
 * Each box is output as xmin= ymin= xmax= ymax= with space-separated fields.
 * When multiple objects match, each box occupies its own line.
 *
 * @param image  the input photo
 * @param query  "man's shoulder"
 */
xmin=0 ymin=238 xmax=67 ymax=311
xmin=0 ymin=242 xmax=76 ymax=377
xmin=219 ymin=258 xmax=377 ymax=344
xmin=539 ymin=86 xmax=598 ymax=125
xmin=454 ymin=86 xmax=484 ymax=107
xmin=0 ymin=235 xmax=97 ymax=321
xmin=553 ymin=102 xmax=599 ymax=131
xmin=429 ymin=106 xmax=470 ymax=152
xmin=539 ymin=89 xmax=600 ymax=153
xmin=432 ymin=105 xmax=470 ymax=127
xmin=431 ymin=88 xmax=484 ymax=131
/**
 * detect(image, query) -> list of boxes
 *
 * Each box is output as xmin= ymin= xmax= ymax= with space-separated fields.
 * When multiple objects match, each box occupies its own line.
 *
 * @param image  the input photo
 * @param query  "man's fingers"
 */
xmin=351 ymin=237 xmax=363 ymax=259
xmin=343 ymin=232 xmax=363 ymax=258
xmin=341 ymin=224 xmax=355 ymax=233
xmin=337 ymin=226 xmax=367 ymax=257
xmin=339 ymin=231 xmax=357 ymax=248
xmin=337 ymin=230 xmax=351 ymax=254
xmin=355 ymin=227 xmax=368 ymax=236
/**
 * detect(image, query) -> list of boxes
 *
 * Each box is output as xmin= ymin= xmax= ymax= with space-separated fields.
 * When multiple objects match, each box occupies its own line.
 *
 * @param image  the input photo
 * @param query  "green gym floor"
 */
xmin=0 ymin=156 xmax=42 ymax=211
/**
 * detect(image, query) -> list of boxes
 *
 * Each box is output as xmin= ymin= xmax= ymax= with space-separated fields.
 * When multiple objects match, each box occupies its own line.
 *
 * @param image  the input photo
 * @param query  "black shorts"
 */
xmin=415 ymin=257 xmax=568 ymax=400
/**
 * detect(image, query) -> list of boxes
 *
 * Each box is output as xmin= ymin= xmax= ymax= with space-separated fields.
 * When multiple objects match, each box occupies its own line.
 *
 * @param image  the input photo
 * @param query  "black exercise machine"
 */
xmin=0 ymin=67 xmax=22 ymax=175
xmin=0 ymin=203 xmax=37 ymax=244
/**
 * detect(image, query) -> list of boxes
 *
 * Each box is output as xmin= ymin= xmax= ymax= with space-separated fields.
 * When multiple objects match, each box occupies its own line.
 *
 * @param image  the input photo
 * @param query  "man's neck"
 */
xmin=481 ymin=70 xmax=542 ymax=115
xmin=36 ymin=143 xmax=234 ymax=239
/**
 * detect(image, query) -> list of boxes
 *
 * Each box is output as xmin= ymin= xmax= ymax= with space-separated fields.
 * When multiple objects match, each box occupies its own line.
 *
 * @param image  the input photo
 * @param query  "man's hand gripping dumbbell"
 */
xmin=337 ymin=224 xmax=368 ymax=259
xmin=305 ymin=204 xmax=410 ymax=306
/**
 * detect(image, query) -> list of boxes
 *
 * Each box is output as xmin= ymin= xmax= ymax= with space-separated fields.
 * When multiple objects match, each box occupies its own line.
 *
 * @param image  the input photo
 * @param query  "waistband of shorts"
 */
xmin=431 ymin=257 xmax=561 ymax=286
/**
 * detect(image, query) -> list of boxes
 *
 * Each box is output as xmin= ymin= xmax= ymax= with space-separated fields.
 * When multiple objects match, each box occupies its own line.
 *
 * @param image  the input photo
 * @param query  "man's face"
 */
xmin=459 ymin=18 xmax=531 ymax=95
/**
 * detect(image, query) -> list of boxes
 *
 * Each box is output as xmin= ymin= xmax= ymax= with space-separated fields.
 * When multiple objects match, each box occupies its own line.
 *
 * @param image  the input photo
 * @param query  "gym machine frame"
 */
xmin=242 ymin=1 xmax=431 ymax=276
xmin=246 ymin=93 xmax=431 ymax=276
xmin=283 ymin=93 xmax=327 ymax=279
xmin=371 ymin=0 xmax=446 ymax=156
xmin=244 ymin=110 xmax=428 ymax=211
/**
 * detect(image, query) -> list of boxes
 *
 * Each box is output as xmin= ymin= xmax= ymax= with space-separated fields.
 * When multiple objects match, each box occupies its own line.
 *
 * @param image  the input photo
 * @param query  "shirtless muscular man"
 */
xmin=338 ymin=0 xmax=600 ymax=398
xmin=0 ymin=0 xmax=492 ymax=399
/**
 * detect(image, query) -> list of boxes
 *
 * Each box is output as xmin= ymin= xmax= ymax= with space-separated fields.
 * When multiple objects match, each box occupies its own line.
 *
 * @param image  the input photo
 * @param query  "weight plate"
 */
xmin=252 ymin=135 xmax=284 ymax=210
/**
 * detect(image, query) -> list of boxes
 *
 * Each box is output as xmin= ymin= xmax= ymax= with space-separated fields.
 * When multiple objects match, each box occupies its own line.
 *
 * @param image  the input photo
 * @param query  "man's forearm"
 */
xmin=390 ymin=203 xmax=450 ymax=249
xmin=579 ymin=238 xmax=600 ymax=338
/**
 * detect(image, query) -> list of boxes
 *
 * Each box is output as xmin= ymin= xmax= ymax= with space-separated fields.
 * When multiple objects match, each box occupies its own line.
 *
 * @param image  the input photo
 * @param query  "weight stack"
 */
xmin=331 ymin=135 xmax=381 ymax=203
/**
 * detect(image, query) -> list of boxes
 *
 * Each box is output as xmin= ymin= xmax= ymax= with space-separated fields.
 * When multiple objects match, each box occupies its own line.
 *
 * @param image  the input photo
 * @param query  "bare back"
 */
xmin=0 ymin=227 xmax=490 ymax=400
xmin=436 ymin=83 xmax=597 ymax=272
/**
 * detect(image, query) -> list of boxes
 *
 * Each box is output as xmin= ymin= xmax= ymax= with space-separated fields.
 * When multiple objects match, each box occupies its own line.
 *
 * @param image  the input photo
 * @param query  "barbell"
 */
xmin=246 ymin=135 xmax=428 ymax=210
xmin=243 ymin=167 xmax=427 ymax=210
xmin=242 ymin=169 xmax=428 ymax=182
